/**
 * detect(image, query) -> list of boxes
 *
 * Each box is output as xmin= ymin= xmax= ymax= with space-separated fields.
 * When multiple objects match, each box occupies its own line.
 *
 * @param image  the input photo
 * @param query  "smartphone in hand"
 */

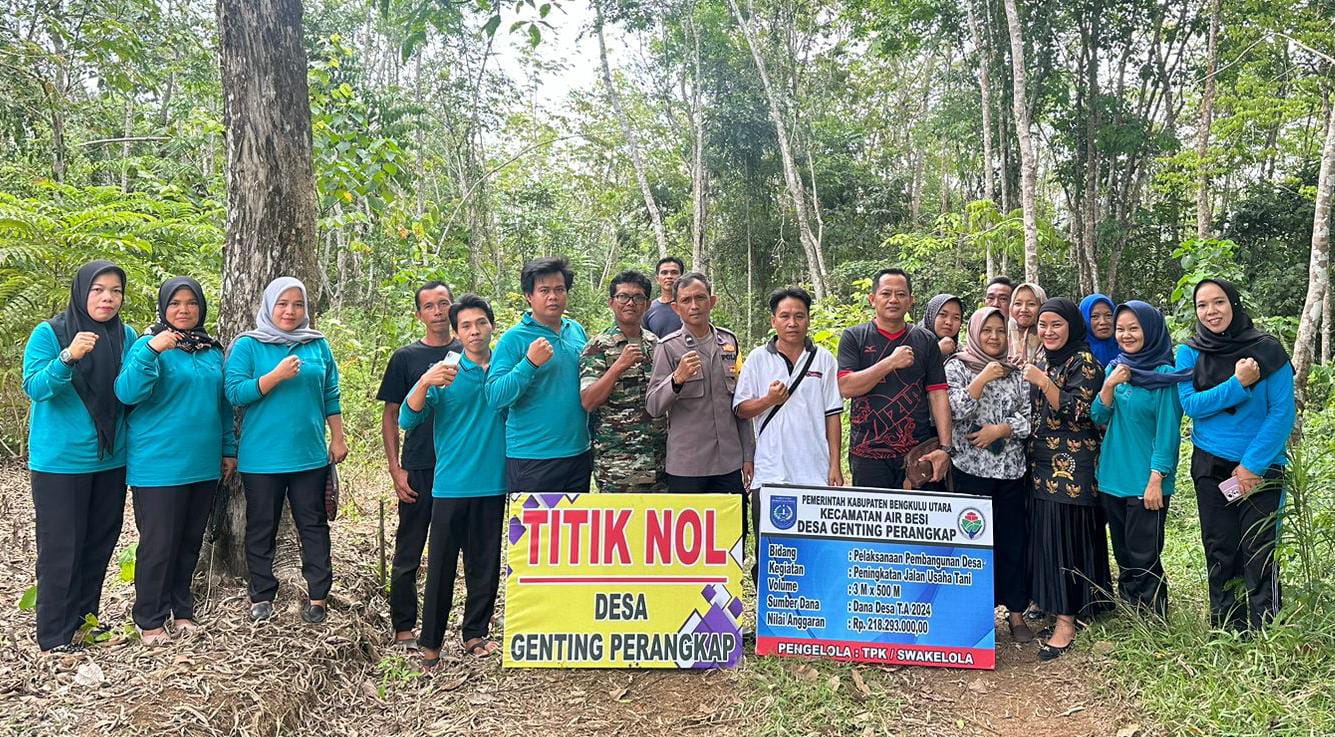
xmin=441 ymin=351 xmax=462 ymax=368
xmin=1219 ymin=476 xmax=1243 ymax=502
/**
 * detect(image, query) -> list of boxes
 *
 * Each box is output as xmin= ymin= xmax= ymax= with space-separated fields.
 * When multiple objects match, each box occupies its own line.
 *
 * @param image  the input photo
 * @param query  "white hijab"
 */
xmin=232 ymin=276 xmax=325 ymax=349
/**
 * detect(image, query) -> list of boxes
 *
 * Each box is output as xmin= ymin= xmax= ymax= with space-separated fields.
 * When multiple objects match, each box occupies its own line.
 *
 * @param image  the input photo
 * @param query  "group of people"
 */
xmin=24 ymin=256 xmax=1295 ymax=666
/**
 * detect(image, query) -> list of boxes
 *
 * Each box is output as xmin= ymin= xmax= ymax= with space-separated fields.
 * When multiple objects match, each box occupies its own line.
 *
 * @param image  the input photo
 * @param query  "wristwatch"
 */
xmin=59 ymin=348 xmax=77 ymax=366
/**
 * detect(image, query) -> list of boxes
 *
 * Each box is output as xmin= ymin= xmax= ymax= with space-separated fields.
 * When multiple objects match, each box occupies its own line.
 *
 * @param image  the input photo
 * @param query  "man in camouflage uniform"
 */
xmin=579 ymin=270 xmax=668 ymax=492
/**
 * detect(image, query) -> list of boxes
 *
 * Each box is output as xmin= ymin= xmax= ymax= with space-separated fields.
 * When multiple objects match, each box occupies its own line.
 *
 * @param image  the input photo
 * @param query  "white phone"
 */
xmin=441 ymin=351 xmax=462 ymax=368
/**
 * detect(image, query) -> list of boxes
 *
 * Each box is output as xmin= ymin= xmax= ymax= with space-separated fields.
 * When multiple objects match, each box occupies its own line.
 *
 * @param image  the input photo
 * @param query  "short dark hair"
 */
xmin=769 ymin=286 xmax=813 ymax=314
xmin=655 ymin=256 xmax=685 ymax=274
xmin=871 ymin=268 xmax=913 ymax=294
xmin=609 ymin=270 xmax=652 ymax=298
xmin=986 ymin=276 xmax=1015 ymax=289
xmin=414 ymin=280 xmax=454 ymax=310
xmin=449 ymin=293 xmax=494 ymax=330
xmin=520 ymin=256 xmax=575 ymax=294
xmin=674 ymin=271 xmax=712 ymax=295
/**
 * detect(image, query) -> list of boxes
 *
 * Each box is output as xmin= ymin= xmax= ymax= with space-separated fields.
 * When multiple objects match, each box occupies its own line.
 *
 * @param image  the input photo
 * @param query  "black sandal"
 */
xmin=1037 ymin=639 xmax=1074 ymax=661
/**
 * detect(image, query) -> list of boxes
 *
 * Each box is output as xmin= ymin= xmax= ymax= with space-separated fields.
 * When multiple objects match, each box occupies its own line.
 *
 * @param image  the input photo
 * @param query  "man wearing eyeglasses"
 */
xmin=579 ymin=270 xmax=668 ymax=492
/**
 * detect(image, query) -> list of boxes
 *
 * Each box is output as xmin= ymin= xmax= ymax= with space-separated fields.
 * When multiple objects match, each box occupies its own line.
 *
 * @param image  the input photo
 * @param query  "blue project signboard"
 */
xmin=756 ymin=484 xmax=996 ymax=669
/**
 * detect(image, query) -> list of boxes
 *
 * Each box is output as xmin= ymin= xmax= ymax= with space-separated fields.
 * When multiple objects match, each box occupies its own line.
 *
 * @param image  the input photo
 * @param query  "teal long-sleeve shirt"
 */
xmin=484 ymin=312 xmax=590 ymax=460
xmin=114 ymin=336 xmax=237 ymax=487
xmin=399 ymin=354 xmax=507 ymax=497
xmin=23 ymin=321 xmax=138 ymax=474
xmin=224 ymin=337 xmax=341 ymax=474
xmin=1175 ymin=345 xmax=1295 ymax=475
xmin=1090 ymin=366 xmax=1184 ymax=497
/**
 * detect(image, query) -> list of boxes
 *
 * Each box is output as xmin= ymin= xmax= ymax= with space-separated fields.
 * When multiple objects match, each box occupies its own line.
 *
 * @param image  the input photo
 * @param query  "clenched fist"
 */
xmin=527 ymin=337 xmax=555 ymax=367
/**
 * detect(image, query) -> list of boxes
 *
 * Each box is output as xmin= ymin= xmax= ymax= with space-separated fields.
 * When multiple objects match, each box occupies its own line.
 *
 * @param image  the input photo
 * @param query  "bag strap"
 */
xmin=756 ymin=347 xmax=819 ymax=437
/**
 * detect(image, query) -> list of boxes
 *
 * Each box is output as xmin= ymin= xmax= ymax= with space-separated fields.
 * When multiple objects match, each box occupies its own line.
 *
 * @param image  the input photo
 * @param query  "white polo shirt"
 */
xmin=733 ymin=338 xmax=844 ymax=490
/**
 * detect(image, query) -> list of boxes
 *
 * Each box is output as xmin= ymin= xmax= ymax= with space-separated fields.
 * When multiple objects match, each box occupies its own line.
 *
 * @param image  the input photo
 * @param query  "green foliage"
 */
xmin=116 ymin=543 xmax=138 ymax=584
xmin=17 ymin=585 xmax=36 ymax=611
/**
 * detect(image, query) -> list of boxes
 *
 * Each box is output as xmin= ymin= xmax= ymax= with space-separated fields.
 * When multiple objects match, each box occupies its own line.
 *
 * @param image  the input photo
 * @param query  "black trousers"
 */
xmin=849 ymin=455 xmax=945 ymax=491
xmin=389 ymin=469 xmax=434 ymax=633
xmin=1192 ymin=448 xmax=1284 ymax=630
xmin=1100 ymin=493 xmax=1169 ymax=616
xmin=242 ymin=467 xmax=332 ymax=603
xmin=419 ymin=495 xmax=506 ymax=650
xmin=666 ymin=470 xmax=751 ymax=578
xmin=31 ymin=468 xmax=127 ymax=651
xmin=952 ymin=468 xmax=1029 ymax=613
xmin=132 ymin=480 xmax=215 ymax=630
xmin=506 ymin=451 xmax=592 ymax=494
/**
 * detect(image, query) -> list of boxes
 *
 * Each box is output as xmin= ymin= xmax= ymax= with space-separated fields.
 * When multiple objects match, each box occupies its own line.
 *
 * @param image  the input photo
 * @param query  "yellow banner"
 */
xmin=503 ymin=493 xmax=745 ymax=668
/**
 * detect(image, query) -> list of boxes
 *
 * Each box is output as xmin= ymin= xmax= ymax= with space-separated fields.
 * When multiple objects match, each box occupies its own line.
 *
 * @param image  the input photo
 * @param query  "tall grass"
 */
xmin=1088 ymin=410 xmax=1335 ymax=737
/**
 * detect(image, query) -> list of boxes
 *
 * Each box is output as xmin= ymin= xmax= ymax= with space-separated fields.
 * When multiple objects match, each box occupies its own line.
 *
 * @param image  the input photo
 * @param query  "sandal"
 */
xmin=461 ymin=637 xmax=499 ymax=658
xmin=173 ymin=619 xmax=202 ymax=635
xmin=392 ymin=637 xmax=420 ymax=652
xmin=1037 ymin=639 xmax=1075 ymax=661
xmin=420 ymin=654 xmax=442 ymax=672
xmin=1007 ymin=618 xmax=1035 ymax=643
xmin=141 ymin=628 xmax=172 ymax=647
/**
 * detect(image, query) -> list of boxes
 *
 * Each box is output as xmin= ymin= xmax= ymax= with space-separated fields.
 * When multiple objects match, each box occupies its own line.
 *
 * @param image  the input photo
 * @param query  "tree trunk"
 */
xmin=210 ymin=0 xmax=321 ymax=578
xmin=1195 ymin=0 xmax=1221 ymax=240
xmin=595 ymin=5 xmax=669 ymax=260
xmin=726 ymin=0 xmax=828 ymax=299
xmin=1002 ymin=0 xmax=1040 ymax=284
xmin=1292 ymin=99 xmax=1335 ymax=411
xmin=965 ymin=0 xmax=995 ymax=204
xmin=1322 ymin=279 xmax=1332 ymax=364
xmin=688 ymin=19 xmax=709 ymax=272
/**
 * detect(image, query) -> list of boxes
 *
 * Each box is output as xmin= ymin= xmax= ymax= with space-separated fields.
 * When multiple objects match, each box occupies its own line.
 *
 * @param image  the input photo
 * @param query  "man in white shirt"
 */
xmin=735 ymin=286 xmax=844 ymax=491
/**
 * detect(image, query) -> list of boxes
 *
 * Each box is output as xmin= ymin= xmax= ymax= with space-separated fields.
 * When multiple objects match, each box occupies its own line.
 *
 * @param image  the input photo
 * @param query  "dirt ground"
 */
xmin=0 ymin=461 xmax=1147 ymax=737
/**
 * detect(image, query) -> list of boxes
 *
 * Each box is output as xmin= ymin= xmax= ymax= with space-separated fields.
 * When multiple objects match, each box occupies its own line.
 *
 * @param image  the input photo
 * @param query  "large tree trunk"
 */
xmin=1293 ymin=100 xmax=1335 ymax=411
xmin=687 ymin=18 xmax=709 ymax=273
xmin=1002 ymin=0 xmax=1040 ymax=284
xmin=209 ymin=0 xmax=321 ymax=578
xmin=1195 ymin=0 xmax=1221 ymax=240
xmin=595 ymin=5 xmax=669 ymax=260
xmin=726 ymin=0 xmax=828 ymax=299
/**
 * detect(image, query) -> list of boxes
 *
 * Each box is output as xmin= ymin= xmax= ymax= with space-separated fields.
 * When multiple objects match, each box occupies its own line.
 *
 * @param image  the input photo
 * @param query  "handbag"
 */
xmin=324 ymin=462 xmax=340 ymax=521
xmin=904 ymin=438 xmax=944 ymax=490
xmin=756 ymin=348 xmax=819 ymax=437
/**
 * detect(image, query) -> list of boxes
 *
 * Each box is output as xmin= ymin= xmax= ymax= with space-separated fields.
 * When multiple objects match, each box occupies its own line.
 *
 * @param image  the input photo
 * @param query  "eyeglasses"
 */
xmin=611 ymin=294 xmax=648 ymax=305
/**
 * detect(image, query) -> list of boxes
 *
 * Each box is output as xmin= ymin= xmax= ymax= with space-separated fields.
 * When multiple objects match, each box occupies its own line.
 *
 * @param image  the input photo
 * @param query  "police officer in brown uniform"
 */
xmin=647 ymin=272 xmax=755 ymax=495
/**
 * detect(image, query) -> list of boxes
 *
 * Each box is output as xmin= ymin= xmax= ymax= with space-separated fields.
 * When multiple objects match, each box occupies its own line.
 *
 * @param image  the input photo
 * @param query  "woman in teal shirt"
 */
xmin=115 ymin=277 xmax=237 ymax=644
xmin=224 ymin=277 xmax=347 ymax=624
xmin=23 ymin=260 xmax=137 ymax=652
xmin=1091 ymin=301 xmax=1189 ymax=616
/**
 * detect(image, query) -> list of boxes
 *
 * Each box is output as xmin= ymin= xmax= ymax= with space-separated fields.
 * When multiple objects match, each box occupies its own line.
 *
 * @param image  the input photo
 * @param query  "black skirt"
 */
xmin=1030 ymin=496 xmax=1114 ymax=618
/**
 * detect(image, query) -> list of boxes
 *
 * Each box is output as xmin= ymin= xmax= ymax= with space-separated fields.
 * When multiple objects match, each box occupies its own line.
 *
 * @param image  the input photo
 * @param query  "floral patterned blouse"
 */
xmin=1029 ymin=348 xmax=1105 ymax=506
xmin=945 ymin=359 xmax=1031 ymax=480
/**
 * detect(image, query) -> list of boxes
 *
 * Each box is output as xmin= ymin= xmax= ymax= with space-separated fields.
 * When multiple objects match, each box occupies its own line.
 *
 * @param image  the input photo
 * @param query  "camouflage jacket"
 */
xmin=579 ymin=325 xmax=668 ymax=491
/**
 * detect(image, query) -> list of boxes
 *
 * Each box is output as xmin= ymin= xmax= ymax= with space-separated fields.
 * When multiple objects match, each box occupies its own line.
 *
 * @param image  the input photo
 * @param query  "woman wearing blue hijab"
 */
xmin=1080 ymin=294 xmax=1119 ymax=367
xmin=1090 ymin=301 xmax=1191 ymax=616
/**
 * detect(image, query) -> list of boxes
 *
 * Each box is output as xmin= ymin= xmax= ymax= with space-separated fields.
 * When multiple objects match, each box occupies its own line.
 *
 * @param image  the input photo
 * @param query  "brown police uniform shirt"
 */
xmin=646 ymin=325 xmax=755 ymax=477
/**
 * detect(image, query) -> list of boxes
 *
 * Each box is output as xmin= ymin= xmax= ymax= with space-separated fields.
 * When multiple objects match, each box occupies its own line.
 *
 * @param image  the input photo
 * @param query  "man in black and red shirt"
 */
xmin=837 ymin=268 xmax=952 ymax=489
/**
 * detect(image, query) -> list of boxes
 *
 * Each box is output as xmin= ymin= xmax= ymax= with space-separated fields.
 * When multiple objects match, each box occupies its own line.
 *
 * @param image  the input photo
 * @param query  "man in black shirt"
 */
xmin=837 ymin=268 xmax=952 ymax=489
xmin=376 ymin=281 xmax=462 ymax=648
xmin=643 ymin=256 xmax=684 ymax=338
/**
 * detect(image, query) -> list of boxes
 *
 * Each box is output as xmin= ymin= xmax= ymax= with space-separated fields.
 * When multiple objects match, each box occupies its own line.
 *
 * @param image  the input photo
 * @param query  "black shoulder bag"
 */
xmin=756 ymin=348 xmax=819 ymax=437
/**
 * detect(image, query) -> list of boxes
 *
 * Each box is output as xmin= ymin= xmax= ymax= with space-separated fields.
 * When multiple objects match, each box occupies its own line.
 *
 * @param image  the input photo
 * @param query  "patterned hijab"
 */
xmin=146 ymin=277 xmax=222 ymax=353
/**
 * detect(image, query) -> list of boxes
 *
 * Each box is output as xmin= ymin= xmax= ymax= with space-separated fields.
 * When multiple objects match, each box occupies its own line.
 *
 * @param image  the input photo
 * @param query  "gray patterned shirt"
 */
xmin=945 ymin=359 xmax=1032 ymax=480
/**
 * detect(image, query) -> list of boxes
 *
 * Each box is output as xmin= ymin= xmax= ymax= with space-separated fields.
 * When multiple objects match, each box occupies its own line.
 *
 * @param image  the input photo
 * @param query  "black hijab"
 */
xmin=47 ymin=260 xmax=127 ymax=458
xmin=146 ymin=277 xmax=221 ymax=353
xmin=1184 ymin=278 xmax=1290 ymax=391
xmin=1037 ymin=298 xmax=1089 ymax=368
